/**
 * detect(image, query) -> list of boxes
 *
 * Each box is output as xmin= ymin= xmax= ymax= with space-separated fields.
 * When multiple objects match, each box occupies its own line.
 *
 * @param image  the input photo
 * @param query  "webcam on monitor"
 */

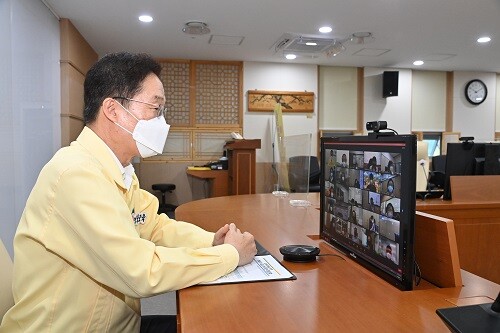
xmin=366 ymin=121 xmax=387 ymax=132
xmin=459 ymin=136 xmax=474 ymax=144
xmin=366 ymin=121 xmax=397 ymax=137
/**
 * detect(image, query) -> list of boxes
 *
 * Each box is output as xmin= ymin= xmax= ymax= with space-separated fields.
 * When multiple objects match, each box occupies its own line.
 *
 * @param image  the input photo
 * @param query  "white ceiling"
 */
xmin=44 ymin=0 xmax=500 ymax=72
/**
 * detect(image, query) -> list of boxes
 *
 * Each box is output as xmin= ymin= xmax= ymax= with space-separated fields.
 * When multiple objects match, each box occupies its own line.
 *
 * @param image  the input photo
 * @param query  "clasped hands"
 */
xmin=213 ymin=223 xmax=257 ymax=266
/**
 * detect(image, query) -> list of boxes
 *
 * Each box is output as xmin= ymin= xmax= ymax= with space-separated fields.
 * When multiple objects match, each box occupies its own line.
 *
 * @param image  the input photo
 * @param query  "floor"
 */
xmin=141 ymin=292 xmax=177 ymax=315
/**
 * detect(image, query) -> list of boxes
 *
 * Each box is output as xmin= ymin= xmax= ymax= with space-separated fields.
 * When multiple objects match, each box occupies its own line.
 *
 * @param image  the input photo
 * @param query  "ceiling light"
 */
xmin=413 ymin=60 xmax=424 ymax=66
xmin=306 ymin=42 xmax=317 ymax=46
xmin=138 ymin=15 xmax=153 ymax=23
xmin=319 ymin=26 xmax=332 ymax=33
xmin=350 ymin=32 xmax=373 ymax=44
xmin=285 ymin=54 xmax=297 ymax=60
xmin=182 ymin=21 xmax=210 ymax=35
xmin=477 ymin=36 xmax=491 ymax=43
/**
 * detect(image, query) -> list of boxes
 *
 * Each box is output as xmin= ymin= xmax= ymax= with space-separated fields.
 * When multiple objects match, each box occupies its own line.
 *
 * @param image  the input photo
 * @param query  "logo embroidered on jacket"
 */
xmin=132 ymin=212 xmax=147 ymax=225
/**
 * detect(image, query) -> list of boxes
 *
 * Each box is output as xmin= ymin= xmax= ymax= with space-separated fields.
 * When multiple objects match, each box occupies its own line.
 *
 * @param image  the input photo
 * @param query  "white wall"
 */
xmin=243 ymin=62 xmax=318 ymax=163
xmin=242 ymin=63 xmax=498 ymax=163
xmin=411 ymin=71 xmax=446 ymax=132
xmin=318 ymin=66 xmax=358 ymax=130
xmin=363 ymin=67 xmax=412 ymax=134
xmin=0 ymin=0 xmax=60 ymax=256
xmin=453 ymin=72 xmax=497 ymax=141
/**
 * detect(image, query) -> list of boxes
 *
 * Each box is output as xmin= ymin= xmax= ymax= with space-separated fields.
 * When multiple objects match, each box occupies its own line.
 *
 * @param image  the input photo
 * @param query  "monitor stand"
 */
xmin=436 ymin=301 xmax=500 ymax=333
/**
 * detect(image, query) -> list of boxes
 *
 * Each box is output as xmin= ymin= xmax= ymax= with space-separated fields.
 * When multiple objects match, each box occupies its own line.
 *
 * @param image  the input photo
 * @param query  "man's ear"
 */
xmin=102 ymin=97 xmax=118 ymax=122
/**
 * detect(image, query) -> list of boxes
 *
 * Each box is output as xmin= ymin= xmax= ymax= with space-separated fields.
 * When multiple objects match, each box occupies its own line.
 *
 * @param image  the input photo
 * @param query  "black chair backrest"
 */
xmin=432 ymin=155 xmax=446 ymax=172
xmin=309 ymin=156 xmax=321 ymax=185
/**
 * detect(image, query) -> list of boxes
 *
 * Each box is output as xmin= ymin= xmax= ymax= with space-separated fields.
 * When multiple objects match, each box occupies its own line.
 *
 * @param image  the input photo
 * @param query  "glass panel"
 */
xmin=275 ymin=133 xmax=313 ymax=205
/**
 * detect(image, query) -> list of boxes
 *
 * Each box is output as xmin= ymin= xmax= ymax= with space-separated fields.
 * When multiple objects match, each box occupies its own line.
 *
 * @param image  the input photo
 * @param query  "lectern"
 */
xmin=225 ymin=139 xmax=261 ymax=195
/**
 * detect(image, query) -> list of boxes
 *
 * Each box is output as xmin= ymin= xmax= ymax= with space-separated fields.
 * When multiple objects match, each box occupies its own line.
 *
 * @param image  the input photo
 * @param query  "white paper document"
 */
xmin=200 ymin=255 xmax=295 ymax=285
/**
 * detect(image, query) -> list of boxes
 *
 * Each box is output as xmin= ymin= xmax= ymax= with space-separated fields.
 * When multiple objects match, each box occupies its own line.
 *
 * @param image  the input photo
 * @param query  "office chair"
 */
xmin=288 ymin=156 xmax=321 ymax=193
xmin=152 ymin=183 xmax=178 ymax=219
xmin=429 ymin=155 xmax=446 ymax=189
xmin=0 ymin=238 xmax=14 ymax=320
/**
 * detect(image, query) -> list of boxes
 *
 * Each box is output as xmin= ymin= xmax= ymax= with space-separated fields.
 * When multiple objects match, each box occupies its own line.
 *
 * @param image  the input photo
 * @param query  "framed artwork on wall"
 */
xmin=248 ymin=90 xmax=314 ymax=113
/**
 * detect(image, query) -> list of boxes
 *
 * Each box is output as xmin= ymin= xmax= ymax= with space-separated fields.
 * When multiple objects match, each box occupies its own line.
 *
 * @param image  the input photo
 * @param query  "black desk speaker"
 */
xmin=279 ymin=245 xmax=320 ymax=262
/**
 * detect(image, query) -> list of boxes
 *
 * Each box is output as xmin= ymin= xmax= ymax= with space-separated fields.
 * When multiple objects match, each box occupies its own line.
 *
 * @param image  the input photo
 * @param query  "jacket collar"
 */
xmin=75 ymin=127 xmax=129 ymax=190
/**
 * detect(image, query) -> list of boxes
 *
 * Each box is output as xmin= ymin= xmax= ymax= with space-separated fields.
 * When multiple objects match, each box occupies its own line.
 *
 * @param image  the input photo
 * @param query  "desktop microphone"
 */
xmin=419 ymin=159 xmax=430 ymax=191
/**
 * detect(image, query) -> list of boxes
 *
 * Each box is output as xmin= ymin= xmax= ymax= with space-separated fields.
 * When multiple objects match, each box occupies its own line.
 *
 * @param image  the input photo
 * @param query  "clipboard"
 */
xmin=199 ymin=241 xmax=296 ymax=286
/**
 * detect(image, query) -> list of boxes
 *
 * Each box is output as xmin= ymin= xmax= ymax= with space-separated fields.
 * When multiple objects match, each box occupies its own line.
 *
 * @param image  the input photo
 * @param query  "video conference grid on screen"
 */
xmin=322 ymin=146 xmax=404 ymax=279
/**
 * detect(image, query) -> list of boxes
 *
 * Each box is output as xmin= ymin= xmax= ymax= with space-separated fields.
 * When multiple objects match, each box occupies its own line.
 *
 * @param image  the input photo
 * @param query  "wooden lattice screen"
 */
xmin=149 ymin=60 xmax=243 ymax=161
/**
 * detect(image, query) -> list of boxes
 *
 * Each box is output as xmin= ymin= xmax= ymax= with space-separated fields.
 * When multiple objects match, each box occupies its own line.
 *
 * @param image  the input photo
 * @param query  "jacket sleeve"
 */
xmin=133 ymin=187 xmax=222 ymax=249
xmin=41 ymin=162 xmax=239 ymax=298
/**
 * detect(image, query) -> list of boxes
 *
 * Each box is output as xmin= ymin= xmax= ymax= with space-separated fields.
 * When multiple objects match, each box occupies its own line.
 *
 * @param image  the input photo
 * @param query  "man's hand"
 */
xmin=212 ymin=224 xmax=230 ymax=246
xmin=223 ymin=223 xmax=257 ymax=266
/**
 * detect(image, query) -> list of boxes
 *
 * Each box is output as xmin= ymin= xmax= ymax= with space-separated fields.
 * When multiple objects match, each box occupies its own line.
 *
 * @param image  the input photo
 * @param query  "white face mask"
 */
xmin=114 ymin=101 xmax=170 ymax=158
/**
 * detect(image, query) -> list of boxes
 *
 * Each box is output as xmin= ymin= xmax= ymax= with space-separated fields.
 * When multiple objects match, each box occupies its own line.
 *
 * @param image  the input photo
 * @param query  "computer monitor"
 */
xmin=320 ymin=134 xmax=417 ymax=291
xmin=442 ymin=142 xmax=500 ymax=200
xmin=443 ymin=142 xmax=477 ymax=200
xmin=484 ymin=144 xmax=500 ymax=175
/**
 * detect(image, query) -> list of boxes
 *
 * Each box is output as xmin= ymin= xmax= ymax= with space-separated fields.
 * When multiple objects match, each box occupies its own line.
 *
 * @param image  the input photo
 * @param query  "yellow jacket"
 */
xmin=0 ymin=127 xmax=238 ymax=332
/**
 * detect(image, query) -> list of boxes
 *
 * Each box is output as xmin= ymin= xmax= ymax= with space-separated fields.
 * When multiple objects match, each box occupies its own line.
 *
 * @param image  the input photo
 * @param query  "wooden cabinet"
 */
xmin=225 ymin=140 xmax=261 ymax=195
xmin=186 ymin=170 xmax=229 ymax=197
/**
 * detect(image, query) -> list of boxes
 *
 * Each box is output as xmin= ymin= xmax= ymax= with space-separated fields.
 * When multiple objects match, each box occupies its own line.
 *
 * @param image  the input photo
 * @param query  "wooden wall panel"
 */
xmin=60 ymin=63 xmax=85 ymax=118
xmin=60 ymin=116 xmax=85 ymax=148
xmin=59 ymin=18 xmax=98 ymax=147
xmin=60 ymin=18 xmax=98 ymax=75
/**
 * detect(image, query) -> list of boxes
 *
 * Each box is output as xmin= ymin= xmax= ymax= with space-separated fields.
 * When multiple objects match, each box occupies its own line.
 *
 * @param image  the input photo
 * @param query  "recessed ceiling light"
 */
xmin=477 ymin=36 xmax=491 ymax=43
xmin=319 ymin=26 xmax=332 ymax=33
xmin=306 ymin=42 xmax=317 ymax=46
xmin=413 ymin=60 xmax=424 ymax=66
xmin=285 ymin=54 xmax=297 ymax=60
xmin=138 ymin=15 xmax=153 ymax=23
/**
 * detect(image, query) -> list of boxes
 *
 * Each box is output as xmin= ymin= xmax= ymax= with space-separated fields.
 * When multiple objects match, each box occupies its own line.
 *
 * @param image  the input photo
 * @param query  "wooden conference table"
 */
xmin=175 ymin=193 xmax=499 ymax=333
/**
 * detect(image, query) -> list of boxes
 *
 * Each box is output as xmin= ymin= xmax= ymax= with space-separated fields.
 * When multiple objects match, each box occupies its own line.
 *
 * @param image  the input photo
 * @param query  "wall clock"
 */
xmin=465 ymin=79 xmax=487 ymax=105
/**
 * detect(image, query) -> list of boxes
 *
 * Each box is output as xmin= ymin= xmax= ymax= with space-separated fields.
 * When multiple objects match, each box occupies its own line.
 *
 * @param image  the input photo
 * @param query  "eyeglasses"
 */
xmin=113 ymin=96 xmax=167 ymax=118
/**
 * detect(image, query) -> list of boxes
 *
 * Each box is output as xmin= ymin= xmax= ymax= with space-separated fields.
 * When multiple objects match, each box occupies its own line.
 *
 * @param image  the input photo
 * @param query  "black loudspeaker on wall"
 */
xmin=383 ymin=71 xmax=399 ymax=98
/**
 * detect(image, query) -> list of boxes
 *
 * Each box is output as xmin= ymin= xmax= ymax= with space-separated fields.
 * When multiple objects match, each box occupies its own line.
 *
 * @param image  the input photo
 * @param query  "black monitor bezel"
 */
xmin=320 ymin=134 xmax=417 ymax=291
xmin=443 ymin=142 xmax=479 ymax=200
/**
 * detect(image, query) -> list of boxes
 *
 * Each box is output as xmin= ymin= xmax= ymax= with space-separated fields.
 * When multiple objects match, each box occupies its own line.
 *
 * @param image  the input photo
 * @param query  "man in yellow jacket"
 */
xmin=0 ymin=52 xmax=257 ymax=332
